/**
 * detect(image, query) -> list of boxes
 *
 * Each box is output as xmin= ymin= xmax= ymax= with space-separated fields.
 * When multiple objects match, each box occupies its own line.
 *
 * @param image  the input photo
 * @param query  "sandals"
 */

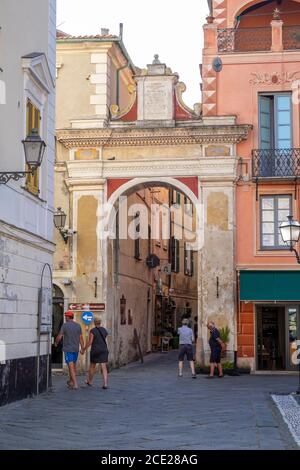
xmin=85 ymin=380 xmax=93 ymax=387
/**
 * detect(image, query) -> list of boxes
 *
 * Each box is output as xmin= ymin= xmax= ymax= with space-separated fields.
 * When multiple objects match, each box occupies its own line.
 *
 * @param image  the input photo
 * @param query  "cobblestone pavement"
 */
xmin=0 ymin=351 xmax=299 ymax=450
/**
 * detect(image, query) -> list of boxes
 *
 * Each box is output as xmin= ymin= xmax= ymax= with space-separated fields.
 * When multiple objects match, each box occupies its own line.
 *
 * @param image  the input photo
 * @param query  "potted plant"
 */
xmin=219 ymin=326 xmax=230 ymax=358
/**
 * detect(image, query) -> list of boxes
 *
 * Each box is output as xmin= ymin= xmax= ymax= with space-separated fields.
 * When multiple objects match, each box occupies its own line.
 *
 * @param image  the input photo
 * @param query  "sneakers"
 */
xmin=178 ymin=372 xmax=183 ymax=377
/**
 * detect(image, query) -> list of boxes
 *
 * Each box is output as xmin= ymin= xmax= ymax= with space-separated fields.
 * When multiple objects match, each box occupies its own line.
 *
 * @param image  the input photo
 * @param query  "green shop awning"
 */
xmin=239 ymin=270 xmax=300 ymax=302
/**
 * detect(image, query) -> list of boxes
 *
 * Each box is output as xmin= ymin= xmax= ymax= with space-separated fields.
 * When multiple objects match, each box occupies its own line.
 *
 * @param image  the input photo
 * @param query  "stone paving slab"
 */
xmin=0 ymin=351 xmax=299 ymax=450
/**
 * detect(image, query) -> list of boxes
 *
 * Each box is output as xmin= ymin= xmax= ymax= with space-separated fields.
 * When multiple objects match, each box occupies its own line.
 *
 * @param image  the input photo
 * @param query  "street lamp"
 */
xmin=280 ymin=215 xmax=300 ymax=395
xmin=0 ymin=129 xmax=46 ymax=185
xmin=280 ymin=215 xmax=300 ymax=263
xmin=53 ymin=207 xmax=76 ymax=244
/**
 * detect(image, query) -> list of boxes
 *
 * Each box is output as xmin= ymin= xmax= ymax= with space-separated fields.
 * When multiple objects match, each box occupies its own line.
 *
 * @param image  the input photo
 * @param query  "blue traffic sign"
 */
xmin=81 ymin=311 xmax=94 ymax=325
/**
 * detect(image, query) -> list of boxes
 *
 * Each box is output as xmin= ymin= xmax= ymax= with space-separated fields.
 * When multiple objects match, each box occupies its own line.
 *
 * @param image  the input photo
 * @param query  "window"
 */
xmin=184 ymin=243 xmax=194 ymax=276
xmin=260 ymin=195 xmax=292 ymax=250
xmin=171 ymin=236 xmax=180 ymax=273
xmin=176 ymin=191 xmax=181 ymax=206
xmin=134 ymin=212 xmax=141 ymax=260
xmin=25 ymin=99 xmax=41 ymax=195
xmin=259 ymin=93 xmax=292 ymax=150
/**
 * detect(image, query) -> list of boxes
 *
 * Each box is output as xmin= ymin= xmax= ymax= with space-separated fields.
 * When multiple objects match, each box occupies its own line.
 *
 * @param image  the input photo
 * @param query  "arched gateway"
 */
xmin=55 ymin=35 xmax=251 ymax=369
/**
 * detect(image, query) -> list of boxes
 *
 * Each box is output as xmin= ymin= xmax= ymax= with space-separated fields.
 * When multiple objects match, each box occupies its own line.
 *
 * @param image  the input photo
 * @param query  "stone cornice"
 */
xmin=65 ymin=157 xmax=238 ymax=183
xmin=57 ymin=124 xmax=252 ymax=149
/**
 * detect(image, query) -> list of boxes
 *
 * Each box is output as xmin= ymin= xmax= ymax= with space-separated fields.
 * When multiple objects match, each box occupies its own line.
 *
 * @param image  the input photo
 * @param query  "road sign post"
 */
xmin=81 ymin=311 xmax=94 ymax=373
xmin=85 ymin=325 xmax=89 ymax=372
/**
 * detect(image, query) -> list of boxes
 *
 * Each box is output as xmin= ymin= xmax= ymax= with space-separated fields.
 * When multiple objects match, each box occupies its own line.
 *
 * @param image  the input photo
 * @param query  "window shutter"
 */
xmin=176 ymin=239 xmax=180 ymax=273
xmin=259 ymin=95 xmax=272 ymax=150
xmin=275 ymin=95 xmax=292 ymax=150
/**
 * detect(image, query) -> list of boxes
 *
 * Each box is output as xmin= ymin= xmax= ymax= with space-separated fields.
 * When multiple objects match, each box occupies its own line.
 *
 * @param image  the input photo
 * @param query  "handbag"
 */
xmin=96 ymin=327 xmax=109 ymax=373
xmin=96 ymin=327 xmax=108 ymax=347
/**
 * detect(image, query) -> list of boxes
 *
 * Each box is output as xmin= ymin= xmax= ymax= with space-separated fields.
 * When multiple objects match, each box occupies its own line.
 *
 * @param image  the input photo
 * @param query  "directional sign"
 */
xmin=69 ymin=303 xmax=89 ymax=311
xmin=81 ymin=311 xmax=94 ymax=325
xmin=69 ymin=303 xmax=105 ymax=311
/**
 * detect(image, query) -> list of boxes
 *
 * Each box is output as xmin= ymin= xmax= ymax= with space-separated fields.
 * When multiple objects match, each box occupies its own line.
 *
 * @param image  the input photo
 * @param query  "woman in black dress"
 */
xmin=84 ymin=318 xmax=109 ymax=389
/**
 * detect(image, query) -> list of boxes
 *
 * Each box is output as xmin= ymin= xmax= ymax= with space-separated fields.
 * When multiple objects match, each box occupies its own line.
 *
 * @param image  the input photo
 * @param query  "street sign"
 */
xmin=89 ymin=303 xmax=106 ymax=311
xmin=38 ymin=288 xmax=52 ymax=335
xmin=81 ymin=311 xmax=94 ymax=325
xmin=69 ymin=303 xmax=105 ymax=311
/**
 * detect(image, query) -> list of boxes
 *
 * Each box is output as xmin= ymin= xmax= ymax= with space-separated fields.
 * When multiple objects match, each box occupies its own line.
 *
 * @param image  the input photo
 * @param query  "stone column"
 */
xmin=203 ymin=21 xmax=218 ymax=55
xmin=271 ymin=19 xmax=283 ymax=52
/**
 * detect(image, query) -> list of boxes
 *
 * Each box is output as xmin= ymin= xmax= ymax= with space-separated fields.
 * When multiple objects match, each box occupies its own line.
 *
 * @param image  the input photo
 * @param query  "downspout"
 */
xmin=116 ymin=62 xmax=129 ymax=108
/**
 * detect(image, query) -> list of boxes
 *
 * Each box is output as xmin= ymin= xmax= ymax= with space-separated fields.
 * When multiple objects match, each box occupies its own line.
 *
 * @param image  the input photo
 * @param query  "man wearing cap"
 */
xmin=55 ymin=311 xmax=84 ymax=390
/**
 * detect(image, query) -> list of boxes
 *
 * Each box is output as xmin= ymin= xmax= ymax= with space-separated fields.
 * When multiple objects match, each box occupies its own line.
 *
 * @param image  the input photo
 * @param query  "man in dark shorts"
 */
xmin=207 ymin=321 xmax=225 ymax=378
xmin=178 ymin=318 xmax=196 ymax=378
xmin=55 ymin=311 xmax=84 ymax=389
xmin=84 ymin=317 xmax=109 ymax=389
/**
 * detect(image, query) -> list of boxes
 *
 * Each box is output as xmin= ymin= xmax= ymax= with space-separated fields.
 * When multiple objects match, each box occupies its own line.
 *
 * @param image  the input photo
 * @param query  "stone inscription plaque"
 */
xmin=144 ymin=80 xmax=170 ymax=120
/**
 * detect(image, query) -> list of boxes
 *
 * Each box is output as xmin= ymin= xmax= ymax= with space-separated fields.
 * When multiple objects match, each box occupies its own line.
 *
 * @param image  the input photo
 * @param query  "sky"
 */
xmin=57 ymin=0 xmax=208 ymax=107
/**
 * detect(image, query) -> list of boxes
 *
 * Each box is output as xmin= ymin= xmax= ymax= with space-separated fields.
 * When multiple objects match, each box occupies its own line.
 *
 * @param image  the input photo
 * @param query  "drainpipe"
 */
xmin=116 ymin=62 xmax=129 ymax=108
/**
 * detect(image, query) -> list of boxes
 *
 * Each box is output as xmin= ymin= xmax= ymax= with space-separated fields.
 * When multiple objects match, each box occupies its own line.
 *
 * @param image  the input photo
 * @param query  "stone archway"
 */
xmin=103 ymin=177 xmax=203 ymax=367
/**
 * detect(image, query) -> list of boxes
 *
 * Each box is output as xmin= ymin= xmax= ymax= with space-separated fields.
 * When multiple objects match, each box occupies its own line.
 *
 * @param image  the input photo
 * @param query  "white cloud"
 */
xmin=57 ymin=0 xmax=208 ymax=106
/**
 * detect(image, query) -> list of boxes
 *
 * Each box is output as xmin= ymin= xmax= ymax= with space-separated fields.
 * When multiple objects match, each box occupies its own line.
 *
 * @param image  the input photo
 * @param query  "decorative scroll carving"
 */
xmin=175 ymin=82 xmax=202 ymax=118
xmin=249 ymin=71 xmax=300 ymax=85
xmin=110 ymin=84 xmax=137 ymax=120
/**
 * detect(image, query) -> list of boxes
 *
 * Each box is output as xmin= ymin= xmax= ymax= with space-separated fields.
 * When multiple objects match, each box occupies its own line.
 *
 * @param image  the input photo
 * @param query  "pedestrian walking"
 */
xmin=178 ymin=318 xmax=196 ymax=378
xmin=55 ymin=311 xmax=84 ymax=390
xmin=84 ymin=317 xmax=109 ymax=389
xmin=207 ymin=321 xmax=225 ymax=378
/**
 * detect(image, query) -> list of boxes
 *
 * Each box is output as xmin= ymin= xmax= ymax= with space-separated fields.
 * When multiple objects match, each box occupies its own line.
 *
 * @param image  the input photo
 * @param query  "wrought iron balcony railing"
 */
xmin=252 ymin=149 xmax=300 ymax=179
xmin=283 ymin=26 xmax=300 ymax=50
xmin=218 ymin=27 xmax=272 ymax=53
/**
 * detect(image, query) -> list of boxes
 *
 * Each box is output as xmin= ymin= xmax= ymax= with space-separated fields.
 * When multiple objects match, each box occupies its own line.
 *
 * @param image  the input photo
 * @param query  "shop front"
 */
xmin=238 ymin=271 xmax=300 ymax=371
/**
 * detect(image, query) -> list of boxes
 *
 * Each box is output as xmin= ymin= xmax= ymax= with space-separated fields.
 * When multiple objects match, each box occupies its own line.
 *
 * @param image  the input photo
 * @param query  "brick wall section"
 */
xmin=238 ymin=302 xmax=255 ymax=358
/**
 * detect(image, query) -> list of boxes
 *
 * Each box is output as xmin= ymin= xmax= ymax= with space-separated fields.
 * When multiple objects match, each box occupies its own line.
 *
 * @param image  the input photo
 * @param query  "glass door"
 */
xmin=286 ymin=306 xmax=299 ymax=370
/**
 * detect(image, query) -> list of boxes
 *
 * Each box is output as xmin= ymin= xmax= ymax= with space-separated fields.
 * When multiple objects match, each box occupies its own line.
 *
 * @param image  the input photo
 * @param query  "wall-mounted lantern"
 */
xmin=0 ymin=129 xmax=46 ymax=185
xmin=53 ymin=207 xmax=76 ymax=244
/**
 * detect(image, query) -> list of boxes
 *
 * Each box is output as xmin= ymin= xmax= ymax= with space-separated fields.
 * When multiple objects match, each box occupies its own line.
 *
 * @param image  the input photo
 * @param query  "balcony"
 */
xmin=218 ymin=25 xmax=300 ymax=53
xmin=283 ymin=26 xmax=300 ymax=50
xmin=218 ymin=27 xmax=272 ymax=53
xmin=252 ymin=149 xmax=300 ymax=179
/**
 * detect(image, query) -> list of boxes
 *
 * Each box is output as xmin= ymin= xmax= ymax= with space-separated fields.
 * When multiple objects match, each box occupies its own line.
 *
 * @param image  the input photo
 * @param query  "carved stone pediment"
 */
xmin=22 ymin=52 xmax=55 ymax=93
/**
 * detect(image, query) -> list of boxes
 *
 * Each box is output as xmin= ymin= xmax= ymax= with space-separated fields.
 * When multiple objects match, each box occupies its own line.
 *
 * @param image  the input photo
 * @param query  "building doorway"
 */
xmin=52 ymin=285 xmax=64 ymax=369
xmin=257 ymin=305 xmax=300 ymax=371
xmin=257 ymin=306 xmax=286 ymax=370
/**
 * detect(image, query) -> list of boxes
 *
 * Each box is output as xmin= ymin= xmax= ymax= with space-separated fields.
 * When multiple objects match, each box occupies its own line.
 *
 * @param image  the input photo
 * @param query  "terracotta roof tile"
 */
xmin=56 ymin=30 xmax=118 ymax=40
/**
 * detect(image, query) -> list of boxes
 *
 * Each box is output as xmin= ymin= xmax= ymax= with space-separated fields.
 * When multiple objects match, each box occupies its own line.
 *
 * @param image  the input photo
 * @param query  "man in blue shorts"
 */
xmin=55 ymin=311 xmax=84 ymax=389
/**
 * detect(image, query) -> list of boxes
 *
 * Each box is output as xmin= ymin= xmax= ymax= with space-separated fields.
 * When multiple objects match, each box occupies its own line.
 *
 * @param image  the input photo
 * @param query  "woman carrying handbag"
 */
xmin=84 ymin=317 xmax=109 ymax=389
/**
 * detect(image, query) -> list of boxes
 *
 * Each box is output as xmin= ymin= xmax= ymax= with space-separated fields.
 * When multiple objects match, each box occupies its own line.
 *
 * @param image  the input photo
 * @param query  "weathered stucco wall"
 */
xmin=201 ymin=186 xmax=236 ymax=363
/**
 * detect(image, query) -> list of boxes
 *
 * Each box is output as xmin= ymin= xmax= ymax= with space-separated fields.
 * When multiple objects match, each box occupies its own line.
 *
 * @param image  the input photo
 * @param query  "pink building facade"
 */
xmin=203 ymin=0 xmax=300 ymax=371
